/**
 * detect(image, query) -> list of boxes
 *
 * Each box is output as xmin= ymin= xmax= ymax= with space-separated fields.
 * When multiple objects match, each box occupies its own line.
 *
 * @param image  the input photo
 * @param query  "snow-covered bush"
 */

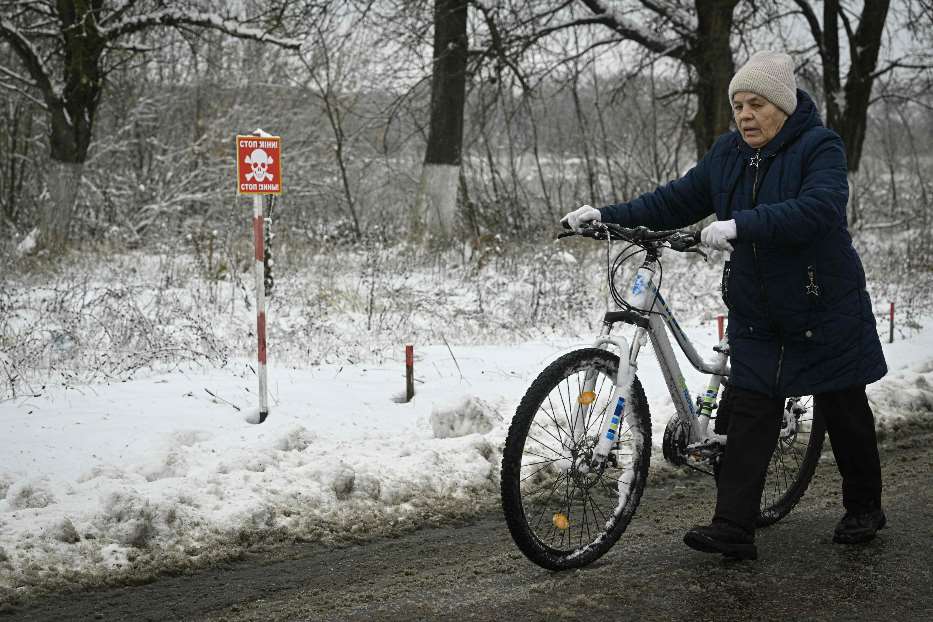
xmin=5 ymin=481 xmax=55 ymax=510
xmin=2 ymin=229 xmax=928 ymax=400
xmin=429 ymin=397 xmax=500 ymax=438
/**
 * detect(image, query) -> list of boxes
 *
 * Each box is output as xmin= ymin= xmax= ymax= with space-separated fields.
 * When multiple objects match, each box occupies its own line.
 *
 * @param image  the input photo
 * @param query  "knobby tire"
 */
xmin=501 ymin=348 xmax=651 ymax=570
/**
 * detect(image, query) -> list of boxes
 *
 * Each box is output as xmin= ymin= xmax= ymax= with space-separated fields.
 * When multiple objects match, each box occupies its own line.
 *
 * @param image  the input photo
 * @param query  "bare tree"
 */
xmin=0 ymin=91 xmax=40 ymax=231
xmin=414 ymin=0 xmax=469 ymax=238
xmin=0 ymin=0 xmax=307 ymax=249
xmin=791 ymin=0 xmax=894 ymax=172
xmin=471 ymin=1 xmax=741 ymax=159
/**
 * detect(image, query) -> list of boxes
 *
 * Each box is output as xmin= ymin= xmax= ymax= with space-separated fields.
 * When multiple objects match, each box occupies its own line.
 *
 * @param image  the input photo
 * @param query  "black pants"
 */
xmin=713 ymin=384 xmax=883 ymax=534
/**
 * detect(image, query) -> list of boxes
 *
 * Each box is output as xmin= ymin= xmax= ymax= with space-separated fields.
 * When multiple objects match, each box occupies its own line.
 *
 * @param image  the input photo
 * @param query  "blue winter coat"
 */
xmin=599 ymin=89 xmax=886 ymax=398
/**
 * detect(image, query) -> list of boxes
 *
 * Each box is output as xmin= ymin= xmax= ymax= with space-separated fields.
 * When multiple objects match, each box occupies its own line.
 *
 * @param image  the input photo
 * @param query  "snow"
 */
xmin=2 ymin=318 xmax=931 ymax=595
xmin=14 ymin=228 xmax=38 ymax=258
xmin=0 ymin=231 xmax=930 ymax=596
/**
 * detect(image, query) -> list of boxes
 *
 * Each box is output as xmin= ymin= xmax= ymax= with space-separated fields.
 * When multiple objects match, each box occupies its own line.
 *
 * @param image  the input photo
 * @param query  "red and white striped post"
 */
xmin=253 ymin=194 xmax=269 ymax=422
xmin=236 ymin=130 xmax=282 ymax=424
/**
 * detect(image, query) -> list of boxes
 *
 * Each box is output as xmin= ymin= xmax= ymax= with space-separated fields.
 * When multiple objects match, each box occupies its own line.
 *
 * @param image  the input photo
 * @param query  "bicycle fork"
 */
xmin=568 ymin=326 xmax=649 ymax=469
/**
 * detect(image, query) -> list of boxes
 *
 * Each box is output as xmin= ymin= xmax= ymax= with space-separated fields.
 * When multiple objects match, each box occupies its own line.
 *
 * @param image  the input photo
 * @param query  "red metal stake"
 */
xmin=717 ymin=315 xmax=725 ymax=341
xmin=405 ymin=345 xmax=414 ymax=402
xmin=889 ymin=302 xmax=894 ymax=344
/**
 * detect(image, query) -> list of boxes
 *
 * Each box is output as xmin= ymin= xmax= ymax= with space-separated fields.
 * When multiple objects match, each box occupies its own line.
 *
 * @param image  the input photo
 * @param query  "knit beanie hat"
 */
xmin=728 ymin=51 xmax=797 ymax=116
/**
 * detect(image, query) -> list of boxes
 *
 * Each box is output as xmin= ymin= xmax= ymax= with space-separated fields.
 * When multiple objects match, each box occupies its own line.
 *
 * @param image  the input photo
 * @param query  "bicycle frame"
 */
xmin=572 ymin=250 xmax=730 ymax=465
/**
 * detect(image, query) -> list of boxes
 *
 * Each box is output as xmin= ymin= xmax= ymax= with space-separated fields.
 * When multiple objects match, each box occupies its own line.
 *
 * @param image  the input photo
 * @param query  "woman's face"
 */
xmin=732 ymin=92 xmax=788 ymax=149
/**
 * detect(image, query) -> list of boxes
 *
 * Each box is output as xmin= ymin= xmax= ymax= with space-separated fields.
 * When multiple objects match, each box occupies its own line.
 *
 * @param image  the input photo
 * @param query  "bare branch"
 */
xmin=636 ymin=0 xmax=693 ymax=36
xmin=871 ymin=92 xmax=933 ymax=112
xmin=791 ymin=0 xmax=823 ymax=52
xmin=870 ymin=59 xmax=933 ymax=80
xmin=470 ymin=0 xmax=531 ymax=92
xmin=98 ymin=0 xmax=143 ymax=27
xmin=0 ymin=16 xmax=58 ymax=103
xmin=0 ymin=62 xmax=36 ymax=89
xmin=106 ymin=41 xmax=160 ymax=55
xmin=577 ymin=0 xmax=689 ymax=61
xmin=837 ymin=2 xmax=856 ymax=63
xmin=0 ymin=77 xmax=47 ymax=109
xmin=99 ymin=9 xmax=303 ymax=49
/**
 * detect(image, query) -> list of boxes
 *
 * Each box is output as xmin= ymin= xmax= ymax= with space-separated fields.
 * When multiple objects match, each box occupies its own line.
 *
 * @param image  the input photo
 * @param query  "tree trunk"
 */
xmin=417 ymin=164 xmax=461 ymax=238
xmin=804 ymin=0 xmax=891 ymax=173
xmin=690 ymin=0 xmax=738 ymax=158
xmin=414 ymin=0 xmax=468 ymax=238
xmin=37 ymin=0 xmax=104 ymax=248
xmin=821 ymin=0 xmax=842 ymax=128
xmin=42 ymin=99 xmax=96 ymax=246
xmin=835 ymin=0 xmax=891 ymax=172
xmin=44 ymin=160 xmax=85 ymax=245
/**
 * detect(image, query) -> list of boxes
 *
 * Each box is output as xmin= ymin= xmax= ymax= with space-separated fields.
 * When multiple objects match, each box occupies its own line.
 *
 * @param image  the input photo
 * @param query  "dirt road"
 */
xmin=6 ymin=425 xmax=933 ymax=622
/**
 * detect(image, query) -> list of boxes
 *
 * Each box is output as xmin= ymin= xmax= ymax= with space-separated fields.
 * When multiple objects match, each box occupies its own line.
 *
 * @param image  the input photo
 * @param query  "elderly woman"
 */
xmin=562 ymin=51 xmax=887 ymax=560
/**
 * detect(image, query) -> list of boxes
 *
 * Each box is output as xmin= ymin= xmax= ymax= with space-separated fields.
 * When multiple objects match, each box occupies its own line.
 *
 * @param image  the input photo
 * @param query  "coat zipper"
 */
xmin=748 ymin=149 xmax=785 ymax=394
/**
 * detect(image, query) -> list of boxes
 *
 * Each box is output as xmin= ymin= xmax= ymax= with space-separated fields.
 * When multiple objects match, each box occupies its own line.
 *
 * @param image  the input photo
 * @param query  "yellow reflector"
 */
xmin=552 ymin=512 xmax=570 ymax=530
xmin=578 ymin=391 xmax=596 ymax=405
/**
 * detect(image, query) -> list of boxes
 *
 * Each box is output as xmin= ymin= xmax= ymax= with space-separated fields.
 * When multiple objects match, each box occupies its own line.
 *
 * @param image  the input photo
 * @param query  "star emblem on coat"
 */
xmin=806 ymin=282 xmax=821 ymax=296
xmin=749 ymin=153 xmax=761 ymax=167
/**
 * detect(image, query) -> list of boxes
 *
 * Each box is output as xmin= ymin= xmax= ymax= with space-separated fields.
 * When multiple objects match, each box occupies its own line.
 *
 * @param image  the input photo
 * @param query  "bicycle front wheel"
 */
xmin=756 ymin=395 xmax=826 ymax=527
xmin=500 ymin=348 xmax=651 ymax=570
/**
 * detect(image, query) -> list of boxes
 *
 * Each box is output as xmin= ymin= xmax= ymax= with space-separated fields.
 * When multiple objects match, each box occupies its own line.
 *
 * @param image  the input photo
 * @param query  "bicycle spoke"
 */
xmin=520 ymin=456 xmax=563 ymax=470
xmin=541 ymin=394 xmax=574 ymax=444
xmin=579 ymin=492 xmax=590 ymax=548
xmin=530 ymin=421 xmax=567 ymax=452
xmin=778 ymin=448 xmax=790 ymax=493
xmin=522 ymin=472 xmax=568 ymax=500
xmin=537 ymin=403 xmax=572 ymax=446
xmin=521 ymin=445 xmax=563 ymax=464
xmin=594 ymin=478 xmax=613 ymax=524
xmin=585 ymin=398 xmax=612 ymax=438
xmin=520 ymin=460 xmax=562 ymax=484
xmin=561 ymin=475 xmax=575 ymax=549
xmin=562 ymin=378 xmax=576 ymax=438
xmin=555 ymin=383 xmax=573 ymax=440
xmin=580 ymin=490 xmax=596 ymax=546
xmin=529 ymin=476 xmax=567 ymax=533
xmin=582 ymin=372 xmax=611 ymax=436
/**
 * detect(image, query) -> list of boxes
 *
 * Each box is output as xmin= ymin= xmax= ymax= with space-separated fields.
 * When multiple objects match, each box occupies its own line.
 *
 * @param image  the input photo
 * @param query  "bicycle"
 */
xmin=500 ymin=223 xmax=826 ymax=570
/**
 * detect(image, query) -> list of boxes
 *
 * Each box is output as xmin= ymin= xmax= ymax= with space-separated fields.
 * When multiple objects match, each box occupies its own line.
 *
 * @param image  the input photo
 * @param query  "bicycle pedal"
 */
xmin=686 ymin=440 xmax=724 ymax=461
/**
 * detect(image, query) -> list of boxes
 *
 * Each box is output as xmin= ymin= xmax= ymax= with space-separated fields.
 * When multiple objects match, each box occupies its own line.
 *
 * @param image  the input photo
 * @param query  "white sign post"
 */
xmin=236 ymin=129 xmax=282 ymax=424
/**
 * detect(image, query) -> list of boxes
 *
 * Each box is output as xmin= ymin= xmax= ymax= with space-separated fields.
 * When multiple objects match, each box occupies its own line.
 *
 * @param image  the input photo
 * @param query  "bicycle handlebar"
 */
xmin=558 ymin=223 xmax=701 ymax=253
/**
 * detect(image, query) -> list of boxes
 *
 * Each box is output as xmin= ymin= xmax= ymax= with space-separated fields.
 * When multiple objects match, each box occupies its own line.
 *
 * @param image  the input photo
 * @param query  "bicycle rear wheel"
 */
xmin=756 ymin=396 xmax=826 ymax=527
xmin=500 ymin=348 xmax=651 ymax=570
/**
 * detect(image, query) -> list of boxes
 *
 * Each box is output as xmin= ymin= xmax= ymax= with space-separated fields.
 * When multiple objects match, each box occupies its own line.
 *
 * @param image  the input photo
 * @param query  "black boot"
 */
xmin=833 ymin=509 xmax=886 ymax=544
xmin=684 ymin=520 xmax=757 ymax=560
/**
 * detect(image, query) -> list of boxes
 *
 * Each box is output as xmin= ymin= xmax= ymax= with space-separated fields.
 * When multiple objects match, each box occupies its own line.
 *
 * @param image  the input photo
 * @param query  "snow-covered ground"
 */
xmin=1 ymin=235 xmax=931 ymax=598
xmin=2 ymin=318 xmax=932 ymax=598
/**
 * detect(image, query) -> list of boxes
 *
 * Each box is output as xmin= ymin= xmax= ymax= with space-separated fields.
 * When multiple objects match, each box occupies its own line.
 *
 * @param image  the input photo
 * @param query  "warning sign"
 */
xmin=236 ymin=135 xmax=282 ymax=195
